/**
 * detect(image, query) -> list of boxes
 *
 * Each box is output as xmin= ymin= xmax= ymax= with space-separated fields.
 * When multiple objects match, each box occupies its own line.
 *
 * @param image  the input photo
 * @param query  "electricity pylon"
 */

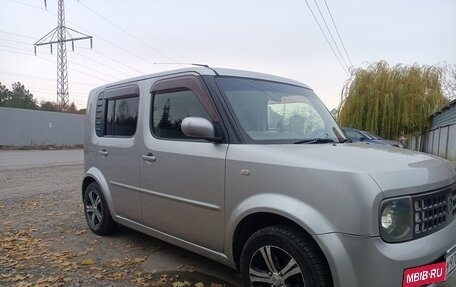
xmin=34 ymin=0 xmax=92 ymax=108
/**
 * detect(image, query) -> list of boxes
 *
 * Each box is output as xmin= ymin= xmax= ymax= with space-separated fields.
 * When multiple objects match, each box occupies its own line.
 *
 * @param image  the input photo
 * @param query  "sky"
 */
xmin=0 ymin=0 xmax=455 ymax=110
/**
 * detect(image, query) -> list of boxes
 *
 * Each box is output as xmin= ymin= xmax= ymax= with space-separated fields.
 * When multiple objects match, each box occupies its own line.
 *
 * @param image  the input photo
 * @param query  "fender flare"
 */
xmin=225 ymin=193 xmax=335 ymax=262
xmin=82 ymin=167 xmax=118 ymax=217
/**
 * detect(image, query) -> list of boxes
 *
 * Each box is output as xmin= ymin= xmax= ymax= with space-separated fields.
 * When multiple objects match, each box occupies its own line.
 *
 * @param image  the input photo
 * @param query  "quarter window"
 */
xmin=95 ymin=92 xmax=104 ymax=137
xmin=152 ymin=90 xmax=210 ymax=139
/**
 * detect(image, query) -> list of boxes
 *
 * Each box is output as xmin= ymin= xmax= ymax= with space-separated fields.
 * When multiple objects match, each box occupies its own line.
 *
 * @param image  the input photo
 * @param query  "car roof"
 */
xmin=91 ymin=66 xmax=312 ymax=93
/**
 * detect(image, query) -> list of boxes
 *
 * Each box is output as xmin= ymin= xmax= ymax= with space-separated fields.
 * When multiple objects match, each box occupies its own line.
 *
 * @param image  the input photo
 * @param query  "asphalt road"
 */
xmin=0 ymin=149 xmax=83 ymax=170
xmin=0 ymin=149 xmax=455 ymax=287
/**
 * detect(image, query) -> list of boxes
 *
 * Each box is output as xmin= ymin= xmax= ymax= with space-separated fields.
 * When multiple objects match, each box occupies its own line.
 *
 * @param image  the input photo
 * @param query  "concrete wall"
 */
xmin=0 ymin=107 xmax=84 ymax=147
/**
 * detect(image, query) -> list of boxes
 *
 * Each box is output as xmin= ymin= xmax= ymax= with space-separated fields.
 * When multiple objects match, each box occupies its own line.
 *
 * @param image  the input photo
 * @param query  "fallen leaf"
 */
xmin=81 ymin=259 xmax=94 ymax=265
xmin=75 ymin=230 xmax=86 ymax=235
xmin=11 ymin=274 xmax=27 ymax=282
xmin=133 ymin=257 xmax=146 ymax=263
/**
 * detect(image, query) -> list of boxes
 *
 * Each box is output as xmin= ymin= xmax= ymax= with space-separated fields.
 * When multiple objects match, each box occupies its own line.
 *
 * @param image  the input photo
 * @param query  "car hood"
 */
xmin=371 ymin=139 xmax=403 ymax=147
xmin=257 ymin=143 xmax=456 ymax=197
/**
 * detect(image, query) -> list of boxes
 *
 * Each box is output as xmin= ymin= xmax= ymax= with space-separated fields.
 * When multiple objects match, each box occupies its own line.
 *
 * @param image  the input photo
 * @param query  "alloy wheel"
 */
xmin=85 ymin=189 xmax=103 ymax=230
xmin=249 ymin=245 xmax=305 ymax=287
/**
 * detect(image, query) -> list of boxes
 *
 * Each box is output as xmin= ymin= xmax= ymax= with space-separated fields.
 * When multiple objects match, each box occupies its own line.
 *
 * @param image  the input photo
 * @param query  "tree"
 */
xmin=64 ymin=102 xmax=79 ymax=114
xmin=440 ymin=63 xmax=456 ymax=100
xmin=0 ymin=82 xmax=38 ymax=110
xmin=338 ymin=61 xmax=448 ymax=139
xmin=0 ymin=82 xmax=9 ymax=106
xmin=40 ymin=101 xmax=60 ymax=112
xmin=0 ymin=81 xmax=86 ymax=113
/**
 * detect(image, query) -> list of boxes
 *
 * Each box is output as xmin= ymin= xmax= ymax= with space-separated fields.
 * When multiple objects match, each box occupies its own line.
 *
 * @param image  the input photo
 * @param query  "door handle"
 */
xmin=142 ymin=153 xmax=156 ymax=163
xmin=98 ymin=149 xmax=108 ymax=157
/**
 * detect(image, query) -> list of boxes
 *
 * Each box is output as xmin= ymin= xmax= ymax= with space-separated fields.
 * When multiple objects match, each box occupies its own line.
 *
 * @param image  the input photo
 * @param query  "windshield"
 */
xmin=216 ymin=77 xmax=346 ymax=144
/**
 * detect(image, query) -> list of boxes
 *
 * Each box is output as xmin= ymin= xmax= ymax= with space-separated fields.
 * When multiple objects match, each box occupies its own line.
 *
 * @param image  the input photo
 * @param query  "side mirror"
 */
xmin=181 ymin=117 xmax=219 ymax=141
xmin=359 ymin=136 xmax=366 ymax=142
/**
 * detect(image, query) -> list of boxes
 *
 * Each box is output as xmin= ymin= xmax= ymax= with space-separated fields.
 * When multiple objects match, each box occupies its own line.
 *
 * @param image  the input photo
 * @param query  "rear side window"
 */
xmin=95 ymin=85 xmax=139 ymax=137
xmin=152 ymin=90 xmax=210 ymax=139
xmin=105 ymin=97 xmax=139 ymax=136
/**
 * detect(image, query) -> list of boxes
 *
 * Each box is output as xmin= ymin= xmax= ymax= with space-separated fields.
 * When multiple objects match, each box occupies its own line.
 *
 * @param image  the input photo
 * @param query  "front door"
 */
xmin=140 ymin=75 xmax=227 ymax=251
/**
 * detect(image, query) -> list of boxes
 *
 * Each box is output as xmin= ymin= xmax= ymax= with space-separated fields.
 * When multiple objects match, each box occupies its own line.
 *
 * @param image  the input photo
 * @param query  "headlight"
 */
xmin=379 ymin=197 xmax=413 ymax=243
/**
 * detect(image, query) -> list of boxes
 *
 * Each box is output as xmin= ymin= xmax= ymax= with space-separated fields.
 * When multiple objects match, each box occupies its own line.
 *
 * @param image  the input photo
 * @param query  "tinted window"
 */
xmin=113 ymin=97 xmax=139 ymax=136
xmin=152 ymin=90 xmax=210 ymax=139
xmin=344 ymin=130 xmax=364 ymax=140
xmin=95 ymin=92 xmax=104 ymax=137
xmin=102 ymin=96 xmax=138 ymax=137
xmin=105 ymin=99 xmax=115 ymax=136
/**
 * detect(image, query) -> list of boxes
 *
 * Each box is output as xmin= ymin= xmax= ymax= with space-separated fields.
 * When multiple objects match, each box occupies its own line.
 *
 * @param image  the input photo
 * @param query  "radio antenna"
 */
xmin=154 ymin=63 xmax=219 ymax=75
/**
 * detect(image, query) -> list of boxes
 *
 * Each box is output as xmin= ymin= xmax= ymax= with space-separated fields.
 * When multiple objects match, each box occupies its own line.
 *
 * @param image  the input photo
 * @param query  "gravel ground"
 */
xmin=0 ymin=164 xmax=234 ymax=287
xmin=0 ymin=163 xmax=454 ymax=287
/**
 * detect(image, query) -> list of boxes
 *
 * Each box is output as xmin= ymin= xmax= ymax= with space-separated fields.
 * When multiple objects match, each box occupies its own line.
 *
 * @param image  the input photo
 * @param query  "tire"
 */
xmin=240 ymin=225 xmax=333 ymax=287
xmin=83 ymin=182 xmax=117 ymax=235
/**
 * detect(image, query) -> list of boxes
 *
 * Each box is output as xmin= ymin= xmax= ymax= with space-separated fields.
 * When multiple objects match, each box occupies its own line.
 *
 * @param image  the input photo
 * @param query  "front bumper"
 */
xmin=315 ymin=219 xmax=456 ymax=287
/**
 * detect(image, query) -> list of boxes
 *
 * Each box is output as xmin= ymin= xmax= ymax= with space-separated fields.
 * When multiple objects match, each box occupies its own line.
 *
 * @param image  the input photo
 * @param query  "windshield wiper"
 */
xmin=338 ymin=138 xmax=352 ymax=143
xmin=294 ymin=138 xmax=337 ymax=144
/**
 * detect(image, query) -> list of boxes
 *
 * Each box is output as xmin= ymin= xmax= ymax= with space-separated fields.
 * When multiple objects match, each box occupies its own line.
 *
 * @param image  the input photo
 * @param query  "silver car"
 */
xmin=82 ymin=67 xmax=456 ymax=287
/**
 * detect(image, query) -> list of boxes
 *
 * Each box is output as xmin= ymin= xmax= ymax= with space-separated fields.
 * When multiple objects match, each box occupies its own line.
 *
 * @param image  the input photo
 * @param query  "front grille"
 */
xmin=412 ymin=183 xmax=456 ymax=239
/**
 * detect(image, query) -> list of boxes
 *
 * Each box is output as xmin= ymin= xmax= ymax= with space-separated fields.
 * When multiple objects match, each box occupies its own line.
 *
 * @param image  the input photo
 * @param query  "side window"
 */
xmin=152 ymin=89 xmax=210 ymax=139
xmin=95 ymin=92 xmax=104 ymax=137
xmin=94 ymin=86 xmax=139 ymax=137
xmin=105 ymin=99 xmax=115 ymax=136
xmin=345 ymin=130 xmax=363 ymax=140
xmin=104 ymin=96 xmax=139 ymax=137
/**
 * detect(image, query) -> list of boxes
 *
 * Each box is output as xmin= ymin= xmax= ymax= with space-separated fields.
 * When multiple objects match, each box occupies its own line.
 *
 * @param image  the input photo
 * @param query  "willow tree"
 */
xmin=338 ymin=61 xmax=448 ymax=139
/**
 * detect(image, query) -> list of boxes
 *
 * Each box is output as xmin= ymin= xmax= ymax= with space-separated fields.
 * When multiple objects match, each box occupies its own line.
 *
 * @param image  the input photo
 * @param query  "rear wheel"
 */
xmin=83 ymin=182 xmax=117 ymax=235
xmin=240 ymin=225 xmax=332 ymax=287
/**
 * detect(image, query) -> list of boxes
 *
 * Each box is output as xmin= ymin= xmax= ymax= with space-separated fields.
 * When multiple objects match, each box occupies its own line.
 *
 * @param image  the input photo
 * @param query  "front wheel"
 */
xmin=83 ymin=182 xmax=117 ymax=235
xmin=240 ymin=225 xmax=333 ymax=287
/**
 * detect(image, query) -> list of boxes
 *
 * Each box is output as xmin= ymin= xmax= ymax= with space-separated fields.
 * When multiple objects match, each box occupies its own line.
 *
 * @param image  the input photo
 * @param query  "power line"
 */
xmin=0 ymin=30 xmax=147 ymax=76
xmin=27 ymin=88 xmax=88 ymax=98
xmin=312 ymin=0 xmax=349 ymax=71
xmin=0 ymin=38 xmax=33 ymax=46
xmin=0 ymin=68 xmax=96 ymax=87
xmin=1 ymin=39 xmax=134 ymax=78
xmin=33 ymin=51 xmax=120 ymax=90
xmin=0 ymin=44 xmax=32 ymax=53
xmin=64 ymin=17 xmax=165 ymax=72
xmin=100 ymin=0 xmax=189 ymax=63
xmin=304 ymin=0 xmax=349 ymax=76
xmin=37 ymin=53 xmax=110 ymax=83
xmin=77 ymin=0 xmax=173 ymax=67
xmin=74 ymin=45 xmax=147 ymax=75
xmin=0 ymin=30 xmax=36 ymax=40
xmin=66 ymin=58 xmax=118 ymax=82
xmin=8 ymin=2 xmax=167 ymax=74
xmin=6 ymin=0 xmax=46 ymax=11
xmin=72 ymin=50 xmax=135 ymax=78
xmin=0 ymin=48 xmax=35 ymax=57
xmin=0 ymin=50 xmax=106 ymax=86
xmin=323 ymin=0 xmax=353 ymax=67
